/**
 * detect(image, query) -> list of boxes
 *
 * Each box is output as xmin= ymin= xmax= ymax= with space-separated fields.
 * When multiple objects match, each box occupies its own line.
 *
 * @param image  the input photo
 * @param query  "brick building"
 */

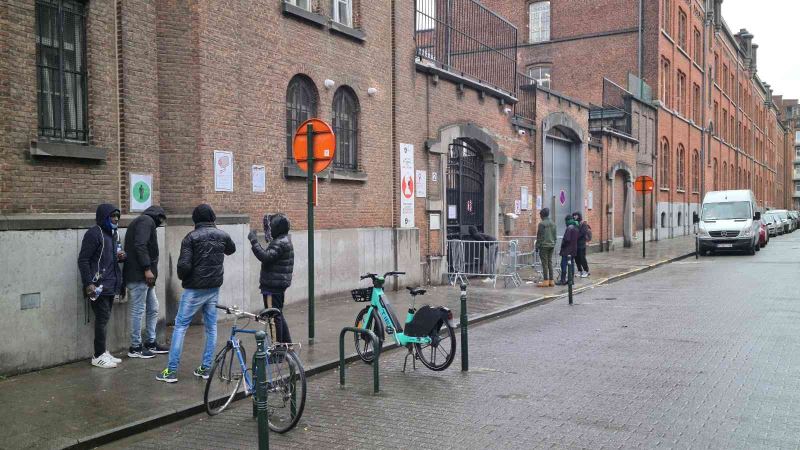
xmin=772 ymin=96 xmax=800 ymax=209
xmin=482 ymin=0 xmax=796 ymax=243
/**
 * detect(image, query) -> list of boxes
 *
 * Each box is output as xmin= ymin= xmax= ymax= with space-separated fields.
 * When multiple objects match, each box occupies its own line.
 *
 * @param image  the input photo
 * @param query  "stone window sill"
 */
xmin=330 ymin=21 xmax=366 ymax=42
xmin=283 ymin=161 xmax=367 ymax=182
xmin=30 ymin=140 xmax=107 ymax=161
xmin=281 ymin=2 xmax=326 ymax=26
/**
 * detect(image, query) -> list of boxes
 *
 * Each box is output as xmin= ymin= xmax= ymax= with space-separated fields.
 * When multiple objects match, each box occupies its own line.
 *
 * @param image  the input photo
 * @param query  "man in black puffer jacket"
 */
xmin=247 ymin=213 xmax=294 ymax=343
xmin=157 ymin=204 xmax=235 ymax=383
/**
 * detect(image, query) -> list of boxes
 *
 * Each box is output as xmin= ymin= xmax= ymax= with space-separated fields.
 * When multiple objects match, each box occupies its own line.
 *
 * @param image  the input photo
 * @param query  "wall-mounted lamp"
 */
xmin=367 ymin=87 xmax=378 ymax=96
xmin=324 ymin=79 xmax=335 ymax=89
xmin=503 ymin=107 xmax=512 ymax=115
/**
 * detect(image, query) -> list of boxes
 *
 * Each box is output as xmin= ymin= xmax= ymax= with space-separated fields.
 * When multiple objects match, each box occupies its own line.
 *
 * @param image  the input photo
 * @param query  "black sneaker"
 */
xmin=193 ymin=365 xmax=210 ymax=379
xmin=145 ymin=341 xmax=169 ymax=354
xmin=127 ymin=346 xmax=155 ymax=359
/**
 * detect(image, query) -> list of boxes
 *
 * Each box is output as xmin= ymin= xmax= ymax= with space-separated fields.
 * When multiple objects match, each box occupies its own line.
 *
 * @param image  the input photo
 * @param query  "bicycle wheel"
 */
xmin=354 ymin=306 xmax=384 ymax=364
xmin=414 ymin=321 xmax=456 ymax=371
xmin=205 ymin=342 xmax=246 ymax=416
xmin=266 ymin=348 xmax=306 ymax=433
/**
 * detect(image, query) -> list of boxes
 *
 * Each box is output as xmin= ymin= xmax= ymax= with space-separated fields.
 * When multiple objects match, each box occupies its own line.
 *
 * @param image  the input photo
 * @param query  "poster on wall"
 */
xmin=521 ymin=186 xmax=529 ymax=210
xmin=130 ymin=173 xmax=153 ymax=212
xmin=400 ymin=143 xmax=415 ymax=228
xmin=415 ymin=170 xmax=427 ymax=198
xmin=514 ymin=200 xmax=522 ymax=215
xmin=252 ymin=165 xmax=265 ymax=193
xmin=214 ymin=151 xmax=234 ymax=192
xmin=536 ymin=195 xmax=542 ymax=210
xmin=429 ymin=213 xmax=441 ymax=230
xmin=588 ymin=191 xmax=594 ymax=210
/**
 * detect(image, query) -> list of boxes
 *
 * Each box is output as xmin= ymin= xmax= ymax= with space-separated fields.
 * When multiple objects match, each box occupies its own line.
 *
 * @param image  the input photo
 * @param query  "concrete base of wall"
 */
xmin=657 ymin=201 xmax=700 ymax=240
xmin=0 ymin=216 xmax=422 ymax=375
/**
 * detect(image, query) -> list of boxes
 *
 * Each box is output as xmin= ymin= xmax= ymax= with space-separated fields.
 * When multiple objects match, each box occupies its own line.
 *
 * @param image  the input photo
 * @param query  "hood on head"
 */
xmin=143 ymin=205 xmax=167 ymax=227
xmin=573 ymin=211 xmax=582 ymax=222
xmin=269 ymin=214 xmax=290 ymax=239
xmin=191 ymin=204 xmax=216 ymax=224
xmin=95 ymin=203 xmax=121 ymax=230
xmin=540 ymin=207 xmax=550 ymax=219
xmin=468 ymin=225 xmax=479 ymax=236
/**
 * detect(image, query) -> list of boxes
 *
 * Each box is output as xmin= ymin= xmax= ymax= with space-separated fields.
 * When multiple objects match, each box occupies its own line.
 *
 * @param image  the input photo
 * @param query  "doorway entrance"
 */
xmin=446 ymin=139 xmax=485 ymax=239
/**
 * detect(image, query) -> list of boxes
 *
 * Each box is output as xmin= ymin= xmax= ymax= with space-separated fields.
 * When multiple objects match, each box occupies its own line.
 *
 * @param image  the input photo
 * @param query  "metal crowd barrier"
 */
xmin=445 ymin=239 xmax=522 ymax=288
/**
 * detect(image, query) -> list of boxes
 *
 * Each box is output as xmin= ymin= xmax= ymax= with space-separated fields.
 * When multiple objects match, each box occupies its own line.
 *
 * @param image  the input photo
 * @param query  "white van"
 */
xmin=695 ymin=190 xmax=760 ymax=255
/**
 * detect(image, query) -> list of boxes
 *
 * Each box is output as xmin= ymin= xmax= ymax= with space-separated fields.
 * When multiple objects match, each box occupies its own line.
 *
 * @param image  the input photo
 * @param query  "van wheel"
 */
xmin=747 ymin=244 xmax=756 ymax=255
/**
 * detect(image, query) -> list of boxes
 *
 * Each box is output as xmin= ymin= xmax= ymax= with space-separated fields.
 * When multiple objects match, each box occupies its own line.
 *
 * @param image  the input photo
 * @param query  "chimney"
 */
xmin=714 ymin=0 xmax=723 ymax=31
xmin=751 ymin=44 xmax=758 ymax=74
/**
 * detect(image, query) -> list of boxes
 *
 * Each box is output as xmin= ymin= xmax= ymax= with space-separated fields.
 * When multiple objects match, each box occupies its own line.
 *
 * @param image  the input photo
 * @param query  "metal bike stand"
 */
xmin=339 ymin=327 xmax=381 ymax=394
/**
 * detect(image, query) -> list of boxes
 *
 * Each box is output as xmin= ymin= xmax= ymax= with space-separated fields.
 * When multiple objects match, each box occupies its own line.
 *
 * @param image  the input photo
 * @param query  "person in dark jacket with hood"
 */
xmin=157 ymin=204 xmax=235 ymax=383
xmin=124 ymin=205 xmax=168 ymax=359
xmin=247 ymin=213 xmax=294 ymax=343
xmin=555 ymin=215 xmax=580 ymax=286
xmin=572 ymin=211 xmax=591 ymax=278
xmin=78 ymin=204 xmax=125 ymax=368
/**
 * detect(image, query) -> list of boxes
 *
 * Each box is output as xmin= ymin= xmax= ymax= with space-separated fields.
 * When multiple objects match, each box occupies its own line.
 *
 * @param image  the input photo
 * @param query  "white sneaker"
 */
xmin=91 ymin=353 xmax=118 ymax=369
xmin=104 ymin=351 xmax=122 ymax=364
xmin=580 ymin=272 xmax=590 ymax=278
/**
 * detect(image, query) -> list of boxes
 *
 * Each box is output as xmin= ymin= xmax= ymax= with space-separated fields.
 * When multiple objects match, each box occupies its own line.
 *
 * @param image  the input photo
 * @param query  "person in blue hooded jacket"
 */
xmin=78 ymin=204 xmax=126 ymax=369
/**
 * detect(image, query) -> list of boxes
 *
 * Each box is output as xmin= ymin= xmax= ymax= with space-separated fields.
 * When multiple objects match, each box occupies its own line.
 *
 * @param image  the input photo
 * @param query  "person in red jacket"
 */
xmin=555 ymin=215 xmax=579 ymax=286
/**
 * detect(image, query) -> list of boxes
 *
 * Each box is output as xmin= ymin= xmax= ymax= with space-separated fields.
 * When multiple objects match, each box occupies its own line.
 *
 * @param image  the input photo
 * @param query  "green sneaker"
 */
xmin=193 ymin=365 xmax=210 ymax=379
xmin=156 ymin=368 xmax=178 ymax=383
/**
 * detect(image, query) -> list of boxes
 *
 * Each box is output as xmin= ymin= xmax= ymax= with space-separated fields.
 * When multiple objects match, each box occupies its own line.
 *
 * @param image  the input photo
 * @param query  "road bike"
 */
xmin=352 ymin=271 xmax=456 ymax=371
xmin=204 ymin=304 xmax=306 ymax=433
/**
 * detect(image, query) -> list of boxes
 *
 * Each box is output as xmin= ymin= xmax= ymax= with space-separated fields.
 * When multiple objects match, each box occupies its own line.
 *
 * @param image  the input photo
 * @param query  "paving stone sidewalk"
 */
xmin=0 ymin=236 xmax=694 ymax=449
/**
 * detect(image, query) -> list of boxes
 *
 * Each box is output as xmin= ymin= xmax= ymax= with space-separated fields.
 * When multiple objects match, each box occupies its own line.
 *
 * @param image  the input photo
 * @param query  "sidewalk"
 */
xmin=0 ymin=236 xmax=695 ymax=450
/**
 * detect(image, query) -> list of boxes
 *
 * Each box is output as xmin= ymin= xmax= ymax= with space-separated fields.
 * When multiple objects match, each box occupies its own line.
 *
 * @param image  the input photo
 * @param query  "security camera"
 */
xmin=503 ymin=107 xmax=513 ymax=115
xmin=518 ymin=129 xmax=526 ymax=136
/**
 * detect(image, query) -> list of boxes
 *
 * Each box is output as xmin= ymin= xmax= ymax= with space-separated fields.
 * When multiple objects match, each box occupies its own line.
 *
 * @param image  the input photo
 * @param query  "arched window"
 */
xmin=722 ymin=161 xmax=727 ymax=189
xmin=713 ymin=158 xmax=719 ymax=190
xmin=331 ymin=86 xmax=360 ymax=170
xmin=286 ymin=75 xmax=319 ymax=159
xmin=730 ymin=165 xmax=734 ymax=189
xmin=661 ymin=212 xmax=667 ymax=228
xmin=660 ymin=138 xmax=670 ymax=188
xmin=527 ymin=64 xmax=552 ymax=89
xmin=677 ymin=211 xmax=682 ymax=227
xmin=692 ymin=150 xmax=699 ymax=192
xmin=676 ymin=144 xmax=685 ymax=190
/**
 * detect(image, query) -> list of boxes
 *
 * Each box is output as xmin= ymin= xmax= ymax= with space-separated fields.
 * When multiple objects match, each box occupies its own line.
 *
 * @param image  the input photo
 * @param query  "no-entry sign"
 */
xmin=634 ymin=175 xmax=654 ymax=193
xmin=293 ymin=119 xmax=336 ymax=174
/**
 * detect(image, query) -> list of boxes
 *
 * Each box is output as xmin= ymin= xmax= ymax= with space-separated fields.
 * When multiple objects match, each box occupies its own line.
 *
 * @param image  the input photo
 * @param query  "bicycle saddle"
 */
xmin=257 ymin=307 xmax=282 ymax=320
xmin=406 ymin=286 xmax=427 ymax=296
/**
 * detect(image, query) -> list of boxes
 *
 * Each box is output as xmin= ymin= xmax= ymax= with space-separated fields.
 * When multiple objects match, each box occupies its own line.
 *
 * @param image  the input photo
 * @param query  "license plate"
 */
xmin=717 ymin=243 xmax=733 ymax=248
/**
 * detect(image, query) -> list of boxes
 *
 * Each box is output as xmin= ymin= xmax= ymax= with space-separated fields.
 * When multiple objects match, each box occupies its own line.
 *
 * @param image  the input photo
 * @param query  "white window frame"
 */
xmin=286 ymin=0 xmax=311 ymax=11
xmin=528 ymin=1 xmax=550 ymax=43
xmin=527 ymin=65 xmax=551 ymax=89
xmin=333 ymin=0 xmax=352 ymax=27
xmin=795 ymin=131 xmax=800 ymax=145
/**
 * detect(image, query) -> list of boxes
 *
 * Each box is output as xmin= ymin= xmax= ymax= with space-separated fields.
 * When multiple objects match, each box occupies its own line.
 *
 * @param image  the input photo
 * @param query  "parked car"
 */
xmin=696 ymin=190 xmax=761 ymax=256
xmin=790 ymin=211 xmax=800 ymax=230
xmin=772 ymin=210 xmax=793 ymax=234
xmin=764 ymin=213 xmax=780 ymax=237
xmin=758 ymin=218 xmax=769 ymax=248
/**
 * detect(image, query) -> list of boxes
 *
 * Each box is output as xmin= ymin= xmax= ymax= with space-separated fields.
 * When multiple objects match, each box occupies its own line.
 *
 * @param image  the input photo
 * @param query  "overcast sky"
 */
xmin=722 ymin=0 xmax=800 ymax=99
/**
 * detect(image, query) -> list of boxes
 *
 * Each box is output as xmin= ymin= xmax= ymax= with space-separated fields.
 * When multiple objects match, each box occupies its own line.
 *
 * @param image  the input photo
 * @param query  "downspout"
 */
xmin=391 ymin=0 xmax=399 ymax=284
xmin=115 ymin=0 xmax=124 ymax=210
xmin=637 ymin=0 xmax=643 ymax=78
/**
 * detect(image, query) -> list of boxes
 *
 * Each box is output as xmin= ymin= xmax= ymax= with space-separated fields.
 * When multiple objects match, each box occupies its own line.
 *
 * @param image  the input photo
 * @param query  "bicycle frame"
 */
xmin=224 ymin=314 xmax=274 ymax=395
xmin=362 ymin=281 xmax=431 ymax=347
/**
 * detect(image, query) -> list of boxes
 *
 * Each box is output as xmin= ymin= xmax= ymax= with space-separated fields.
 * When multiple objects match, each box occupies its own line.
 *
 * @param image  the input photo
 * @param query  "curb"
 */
xmin=67 ymin=249 xmax=695 ymax=449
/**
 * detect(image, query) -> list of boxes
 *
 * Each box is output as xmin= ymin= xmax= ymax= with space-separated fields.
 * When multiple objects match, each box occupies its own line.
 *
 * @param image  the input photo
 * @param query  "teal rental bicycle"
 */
xmin=352 ymin=271 xmax=456 ymax=371
xmin=204 ymin=304 xmax=306 ymax=433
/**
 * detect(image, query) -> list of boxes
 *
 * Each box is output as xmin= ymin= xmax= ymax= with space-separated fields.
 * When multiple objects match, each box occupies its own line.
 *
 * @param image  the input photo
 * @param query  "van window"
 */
xmin=701 ymin=201 xmax=751 ymax=220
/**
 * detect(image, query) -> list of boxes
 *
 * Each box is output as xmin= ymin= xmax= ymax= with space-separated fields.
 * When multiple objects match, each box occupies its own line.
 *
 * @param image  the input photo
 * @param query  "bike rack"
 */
xmin=339 ymin=327 xmax=381 ymax=394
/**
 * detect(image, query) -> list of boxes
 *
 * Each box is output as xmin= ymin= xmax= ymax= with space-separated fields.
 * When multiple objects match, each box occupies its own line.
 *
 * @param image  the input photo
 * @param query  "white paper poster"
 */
xmin=521 ymin=186 xmax=529 ymax=210
xmin=214 ymin=151 xmax=234 ymax=192
xmin=588 ymin=191 xmax=594 ymax=210
xmin=536 ymin=195 xmax=542 ymax=210
xmin=252 ymin=165 xmax=265 ymax=193
xmin=415 ymin=170 xmax=427 ymax=198
xmin=130 ymin=173 xmax=153 ymax=212
xmin=429 ymin=213 xmax=441 ymax=230
xmin=514 ymin=200 xmax=522 ymax=215
xmin=448 ymin=205 xmax=457 ymax=219
xmin=431 ymin=172 xmax=438 ymax=182
xmin=400 ymin=143 xmax=415 ymax=228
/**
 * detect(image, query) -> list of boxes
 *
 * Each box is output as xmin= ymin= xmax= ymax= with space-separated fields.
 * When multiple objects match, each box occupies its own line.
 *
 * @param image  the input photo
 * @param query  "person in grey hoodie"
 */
xmin=124 ymin=205 xmax=168 ymax=359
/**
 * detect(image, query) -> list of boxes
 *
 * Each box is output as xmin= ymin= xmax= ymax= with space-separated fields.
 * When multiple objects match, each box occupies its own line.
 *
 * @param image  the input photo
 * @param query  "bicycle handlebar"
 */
xmin=215 ymin=304 xmax=262 ymax=322
xmin=360 ymin=271 xmax=406 ymax=280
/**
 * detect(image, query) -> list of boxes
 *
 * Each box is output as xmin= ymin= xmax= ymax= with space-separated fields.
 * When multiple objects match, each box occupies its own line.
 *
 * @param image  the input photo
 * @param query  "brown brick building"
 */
xmin=482 ymin=0 xmax=796 ymax=244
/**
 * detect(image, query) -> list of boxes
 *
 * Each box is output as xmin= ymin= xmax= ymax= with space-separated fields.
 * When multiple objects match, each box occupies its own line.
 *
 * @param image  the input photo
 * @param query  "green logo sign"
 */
xmin=133 ymin=181 xmax=151 ymax=203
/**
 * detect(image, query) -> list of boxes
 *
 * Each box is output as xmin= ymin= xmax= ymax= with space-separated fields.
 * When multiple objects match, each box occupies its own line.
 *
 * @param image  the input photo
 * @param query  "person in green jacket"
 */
xmin=535 ymin=208 xmax=557 ymax=287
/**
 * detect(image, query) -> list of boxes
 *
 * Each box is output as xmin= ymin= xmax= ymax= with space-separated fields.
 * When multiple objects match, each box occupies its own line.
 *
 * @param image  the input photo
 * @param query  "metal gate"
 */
xmin=544 ymin=136 xmax=573 ymax=236
xmin=446 ymin=139 xmax=484 ymax=239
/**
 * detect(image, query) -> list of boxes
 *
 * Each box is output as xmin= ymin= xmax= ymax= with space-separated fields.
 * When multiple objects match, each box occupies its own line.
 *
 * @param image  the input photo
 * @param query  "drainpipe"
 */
xmin=638 ymin=0 xmax=643 ymax=78
xmin=391 ymin=0 xmax=399 ymax=285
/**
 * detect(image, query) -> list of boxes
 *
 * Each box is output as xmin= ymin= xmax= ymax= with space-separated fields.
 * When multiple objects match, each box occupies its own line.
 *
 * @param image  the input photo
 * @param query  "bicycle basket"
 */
xmin=350 ymin=287 xmax=373 ymax=302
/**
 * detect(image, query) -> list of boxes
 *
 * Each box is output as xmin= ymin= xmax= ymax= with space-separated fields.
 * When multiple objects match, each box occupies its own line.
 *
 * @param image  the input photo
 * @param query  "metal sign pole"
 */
xmin=642 ymin=190 xmax=646 ymax=259
xmin=307 ymin=123 xmax=315 ymax=345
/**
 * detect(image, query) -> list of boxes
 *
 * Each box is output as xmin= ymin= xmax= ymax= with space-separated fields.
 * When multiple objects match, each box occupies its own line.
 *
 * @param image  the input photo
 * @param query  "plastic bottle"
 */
xmin=93 ymin=284 xmax=104 ymax=299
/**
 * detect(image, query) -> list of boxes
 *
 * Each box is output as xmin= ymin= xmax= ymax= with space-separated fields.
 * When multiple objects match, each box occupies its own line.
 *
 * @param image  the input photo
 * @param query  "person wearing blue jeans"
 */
xmin=127 ymin=282 xmax=164 ymax=358
xmin=158 ymin=204 xmax=235 ymax=383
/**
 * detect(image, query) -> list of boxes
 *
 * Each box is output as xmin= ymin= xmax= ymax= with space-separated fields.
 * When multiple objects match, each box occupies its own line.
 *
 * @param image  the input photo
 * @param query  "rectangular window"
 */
xmin=795 ymin=131 xmax=800 ymax=145
xmin=36 ymin=0 xmax=88 ymax=142
xmin=692 ymin=83 xmax=701 ymax=123
xmin=661 ymin=57 xmax=671 ymax=108
xmin=332 ymin=0 xmax=352 ymax=27
xmin=527 ymin=65 xmax=551 ymax=89
xmin=529 ymin=1 xmax=550 ymax=43
xmin=795 ymin=182 xmax=800 ymax=193
xmin=722 ymin=64 xmax=728 ymax=93
xmin=287 ymin=0 xmax=310 ymax=10
xmin=678 ymin=9 xmax=687 ymax=49
xmin=662 ymin=0 xmax=672 ymax=35
xmin=676 ymin=70 xmax=686 ymax=115
xmin=713 ymin=102 xmax=719 ymax=135
xmin=693 ymin=28 xmax=702 ymax=62
xmin=722 ymin=108 xmax=727 ymax=140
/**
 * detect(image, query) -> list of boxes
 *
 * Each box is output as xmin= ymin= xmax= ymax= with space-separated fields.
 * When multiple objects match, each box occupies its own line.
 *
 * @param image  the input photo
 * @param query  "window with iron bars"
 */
xmin=286 ymin=0 xmax=310 ymax=11
xmin=331 ymin=87 xmax=359 ymax=170
xmin=529 ymin=1 xmax=550 ymax=43
xmin=286 ymin=75 xmax=319 ymax=160
xmin=36 ymin=0 xmax=88 ymax=142
xmin=527 ymin=65 xmax=551 ymax=89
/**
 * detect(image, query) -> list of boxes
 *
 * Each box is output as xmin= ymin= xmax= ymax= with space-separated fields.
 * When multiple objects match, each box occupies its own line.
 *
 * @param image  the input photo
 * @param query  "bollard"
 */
xmin=567 ymin=255 xmax=574 ymax=305
xmin=460 ymin=283 xmax=468 ymax=372
xmin=339 ymin=327 xmax=380 ymax=394
xmin=254 ymin=331 xmax=269 ymax=450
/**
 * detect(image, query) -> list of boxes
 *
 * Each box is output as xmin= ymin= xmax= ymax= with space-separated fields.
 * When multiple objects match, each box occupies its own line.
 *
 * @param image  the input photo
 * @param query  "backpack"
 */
xmin=583 ymin=222 xmax=592 ymax=242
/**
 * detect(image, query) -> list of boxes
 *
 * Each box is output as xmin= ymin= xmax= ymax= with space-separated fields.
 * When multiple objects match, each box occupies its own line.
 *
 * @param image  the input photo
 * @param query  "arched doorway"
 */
xmin=542 ymin=113 xmax=586 ymax=237
xmin=446 ymin=139 xmax=485 ymax=239
xmin=608 ymin=161 xmax=634 ymax=247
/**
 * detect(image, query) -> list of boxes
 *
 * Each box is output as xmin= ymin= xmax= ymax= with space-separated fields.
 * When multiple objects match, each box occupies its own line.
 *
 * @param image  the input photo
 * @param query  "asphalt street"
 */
xmin=106 ymin=232 xmax=800 ymax=449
